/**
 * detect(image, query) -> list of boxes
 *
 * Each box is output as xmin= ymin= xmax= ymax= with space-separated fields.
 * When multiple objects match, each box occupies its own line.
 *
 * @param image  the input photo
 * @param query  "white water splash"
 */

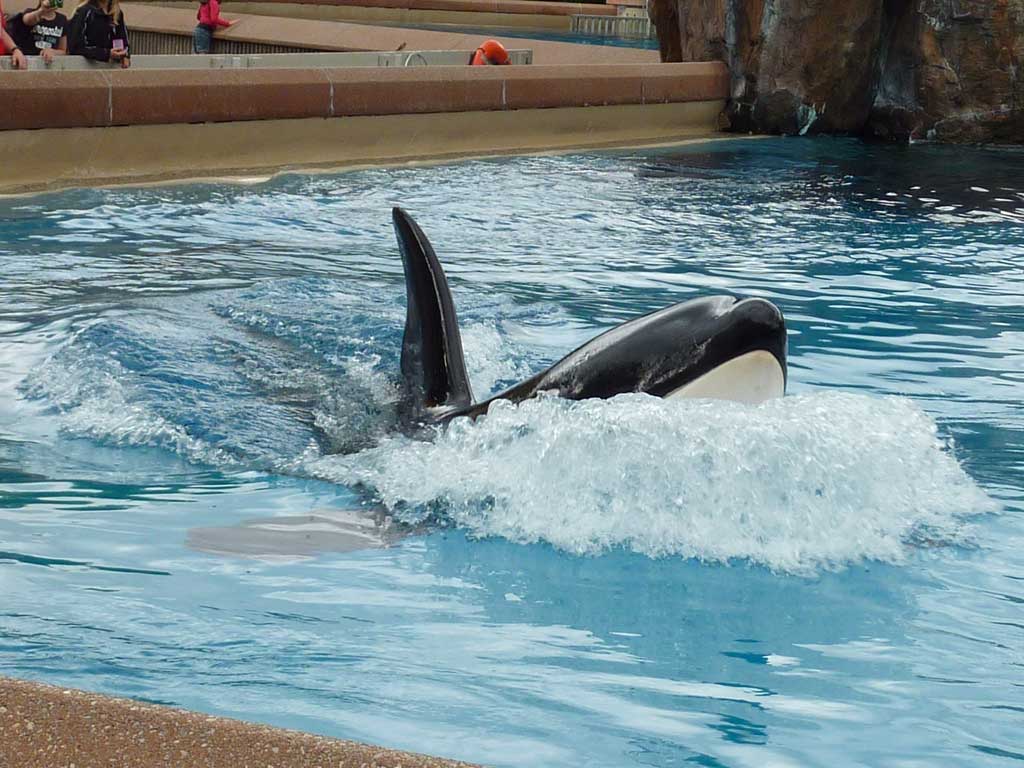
xmin=305 ymin=391 xmax=994 ymax=574
xmin=22 ymin=349 xmax=240 ymax=467
xmin=460 ymin=322 xmax=535 ymax=398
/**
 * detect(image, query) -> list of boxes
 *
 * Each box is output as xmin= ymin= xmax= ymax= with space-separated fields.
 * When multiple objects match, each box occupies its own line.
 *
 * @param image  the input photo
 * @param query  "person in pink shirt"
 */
xmin=193 ymin=0 xmax=235 ymax=54
xmin=1 ymin=0 xmax=30 ymax=68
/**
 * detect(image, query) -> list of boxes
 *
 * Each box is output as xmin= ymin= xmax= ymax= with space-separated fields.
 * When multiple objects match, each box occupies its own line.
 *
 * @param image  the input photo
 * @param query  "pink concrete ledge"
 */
xmin=0 ymin=62 xmax=728 ymax=130
xmin=122 ymin=4 xmax=656 ymax=64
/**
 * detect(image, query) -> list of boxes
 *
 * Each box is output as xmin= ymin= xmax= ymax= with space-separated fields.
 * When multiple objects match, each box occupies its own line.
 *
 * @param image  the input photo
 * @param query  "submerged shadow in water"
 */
xmin=187 ymin=506 xmax=418 ymax=560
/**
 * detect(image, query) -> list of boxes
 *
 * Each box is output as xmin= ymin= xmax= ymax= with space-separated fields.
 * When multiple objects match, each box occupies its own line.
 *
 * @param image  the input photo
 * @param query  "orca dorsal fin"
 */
xmin=392 ymin=207 xmax=474 ymax=422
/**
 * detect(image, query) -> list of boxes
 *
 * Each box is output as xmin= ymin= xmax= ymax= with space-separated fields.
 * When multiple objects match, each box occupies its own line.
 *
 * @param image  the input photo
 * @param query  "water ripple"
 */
xmin=0 ymin=138 xmax=1022 ymax=767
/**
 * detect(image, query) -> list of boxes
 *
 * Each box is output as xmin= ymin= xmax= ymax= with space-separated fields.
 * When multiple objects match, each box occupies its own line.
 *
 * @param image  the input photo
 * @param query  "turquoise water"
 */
xmin=1 ymin=138 xmax=1022 ymax=766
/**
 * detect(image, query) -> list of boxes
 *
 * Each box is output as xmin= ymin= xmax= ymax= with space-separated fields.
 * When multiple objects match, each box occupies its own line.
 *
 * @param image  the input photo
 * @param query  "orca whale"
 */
xmin=392 ymin=207 xmax=787 ymax=427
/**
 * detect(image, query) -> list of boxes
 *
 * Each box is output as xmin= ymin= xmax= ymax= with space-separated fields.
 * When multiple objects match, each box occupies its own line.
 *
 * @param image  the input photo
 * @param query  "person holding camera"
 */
xmin=1 ymin=0 xmax=30 ymax=68
xmin=67 ymin=0 xmax=129 ymax=68
xmin=7 ymin=0 xmax=69 ymax=64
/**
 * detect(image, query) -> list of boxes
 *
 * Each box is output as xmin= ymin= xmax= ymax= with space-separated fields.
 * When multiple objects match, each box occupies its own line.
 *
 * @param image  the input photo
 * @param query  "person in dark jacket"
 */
xmin=67 ymin=0 xmax=128 ymax=67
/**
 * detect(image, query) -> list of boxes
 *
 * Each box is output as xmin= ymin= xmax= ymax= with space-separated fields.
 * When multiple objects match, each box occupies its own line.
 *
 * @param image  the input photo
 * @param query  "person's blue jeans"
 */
xmin=193 ymin=25 xmax=213 ymax=54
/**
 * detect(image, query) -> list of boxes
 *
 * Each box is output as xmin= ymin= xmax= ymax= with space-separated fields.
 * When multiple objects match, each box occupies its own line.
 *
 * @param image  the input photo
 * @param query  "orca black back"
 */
xmin=392 ymin=207 xmax=788 ymax=428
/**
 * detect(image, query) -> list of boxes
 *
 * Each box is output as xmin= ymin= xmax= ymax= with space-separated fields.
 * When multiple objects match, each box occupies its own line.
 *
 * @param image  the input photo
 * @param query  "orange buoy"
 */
xmin=469 ymin=39 xmax=511 ymax=65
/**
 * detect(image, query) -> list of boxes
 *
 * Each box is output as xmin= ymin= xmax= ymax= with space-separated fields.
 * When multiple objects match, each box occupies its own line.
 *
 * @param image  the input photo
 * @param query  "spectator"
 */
xmin=469 ymin=39 xmax=509 ymax=66
xmin=67 ymin=0 xmax=128 ymax=68
xmin=193 ymin=0 xmax=235 ymax=55
xmin=7 ymin=0 xmax=69 ymax=65
xmin=1 ymin=0 xmax=30 ymax=68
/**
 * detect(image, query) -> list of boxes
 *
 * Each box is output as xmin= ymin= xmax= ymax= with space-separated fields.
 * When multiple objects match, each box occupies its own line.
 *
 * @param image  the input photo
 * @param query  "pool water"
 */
xmin=1 ymin=138 xmax=1022 ymax=766
xmin=381 ymin=23 xmax=659 ymax=49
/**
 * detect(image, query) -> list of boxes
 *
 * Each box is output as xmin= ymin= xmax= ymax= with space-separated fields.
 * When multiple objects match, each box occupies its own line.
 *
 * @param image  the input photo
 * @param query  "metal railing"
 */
xmin=132 ymin=28 xmax=303 ymax=54
xmin=570 ymin=13 xmax=654 ymax=39
xmin=0 ymin=48 xmax=533 ymax=70
xmin=132 ymin=30 xmax=536 ymax=59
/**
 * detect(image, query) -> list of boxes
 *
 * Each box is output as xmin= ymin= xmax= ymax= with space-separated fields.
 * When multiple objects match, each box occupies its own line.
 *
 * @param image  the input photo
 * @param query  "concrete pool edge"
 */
xmin=0 ymin=676 xmax=480 ymax=767
xmin=0 ymin=102 xmax=725 ymax=196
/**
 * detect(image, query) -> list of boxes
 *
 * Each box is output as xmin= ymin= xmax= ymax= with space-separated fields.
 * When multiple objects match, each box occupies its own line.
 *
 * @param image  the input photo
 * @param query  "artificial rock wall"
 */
xmin=648 ymin=0 xmax=1024 ymax=142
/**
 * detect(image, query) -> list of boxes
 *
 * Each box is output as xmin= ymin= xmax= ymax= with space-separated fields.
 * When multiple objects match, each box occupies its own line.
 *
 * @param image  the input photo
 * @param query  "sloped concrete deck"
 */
xmin=122 ymin=3 xmax=658 ymax=64
xmin=140 ymin=0 xmax=618 ymax=30
xmin=143 ymin=0 xmax=618 ymax=16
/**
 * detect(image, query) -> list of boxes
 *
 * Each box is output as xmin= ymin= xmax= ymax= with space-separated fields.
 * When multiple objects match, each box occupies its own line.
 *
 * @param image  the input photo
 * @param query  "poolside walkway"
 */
xmin=123 ymin=3 xmax=660 ymax=64
xmin=143 ymin=0 xmax=619 ymax=17
xmin=0 ymin=676 xmax=479 ymax=768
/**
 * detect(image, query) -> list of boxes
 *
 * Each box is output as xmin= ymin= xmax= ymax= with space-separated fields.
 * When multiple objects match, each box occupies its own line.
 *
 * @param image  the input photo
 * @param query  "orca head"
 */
xmin=502 ymin=293 xmax=788 ymax=407
xmin=658 ymin=295 xmax=788 ymax=403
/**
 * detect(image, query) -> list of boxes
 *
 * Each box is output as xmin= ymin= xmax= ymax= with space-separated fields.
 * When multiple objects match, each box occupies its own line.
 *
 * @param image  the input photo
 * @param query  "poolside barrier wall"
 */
xmin=0 ymin=62 xmax=727 ymax=130
xmin=0 ymin=61 xmax=727 ymax=193
xmin=0 ymin=50 xmax=535 ymax=70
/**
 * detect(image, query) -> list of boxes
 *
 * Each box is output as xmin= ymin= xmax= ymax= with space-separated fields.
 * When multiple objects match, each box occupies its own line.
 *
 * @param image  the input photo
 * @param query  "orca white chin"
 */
xmin=666 ymin=350 xmax=786 ymax=405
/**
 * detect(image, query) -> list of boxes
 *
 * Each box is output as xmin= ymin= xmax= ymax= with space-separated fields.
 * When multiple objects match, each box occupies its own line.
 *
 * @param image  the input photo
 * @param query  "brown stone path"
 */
xmin=123 ymin=3 xmax=659 ymax=64
xmin=0 ymin=676 xmax=480 ymax=768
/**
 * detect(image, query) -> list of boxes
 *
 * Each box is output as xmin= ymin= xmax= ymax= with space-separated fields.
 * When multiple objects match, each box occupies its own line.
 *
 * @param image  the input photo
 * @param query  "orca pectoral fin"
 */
xmin=392 ymin=208 xmax=474 ymax=422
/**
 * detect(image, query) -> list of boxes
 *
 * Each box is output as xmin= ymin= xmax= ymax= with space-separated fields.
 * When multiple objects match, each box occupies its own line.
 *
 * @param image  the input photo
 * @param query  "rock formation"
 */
xmin=648 ymin=0 xmax=1023 ymax=142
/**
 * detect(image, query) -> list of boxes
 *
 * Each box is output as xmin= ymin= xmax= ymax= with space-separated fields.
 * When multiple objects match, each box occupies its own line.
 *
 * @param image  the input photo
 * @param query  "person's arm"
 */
xmin=113 ymin=12 xmax=128 ymax=67
xmin=40 ymin=31 xmax=66 ymax=62
xmin=1 ymin=26 xmax=27 ymax=68
xmin=208 ymin=0 xmax=233 ymax=29
xmin=21 ymin=1 xmax=50 ymax=27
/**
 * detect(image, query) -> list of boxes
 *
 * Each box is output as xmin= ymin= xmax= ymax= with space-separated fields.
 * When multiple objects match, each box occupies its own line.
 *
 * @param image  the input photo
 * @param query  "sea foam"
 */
xmin=22 ymin=344 xmax=242 ymax=468
xmin=305 ymin=391 xmax=994 ymax=573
